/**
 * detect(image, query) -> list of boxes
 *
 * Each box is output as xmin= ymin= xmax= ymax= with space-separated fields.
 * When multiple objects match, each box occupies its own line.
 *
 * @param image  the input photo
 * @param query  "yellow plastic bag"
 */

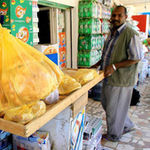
xmin=4 ymin=105 xmax=34 ymax=124
xmin=58 ymin=74 xmax=81 ymax=95
xmin=0 ymin=25 xmax=63 ymax=112
xmin=63 ymin=69 xmax=99 ymax=85
xmin=4 ymin=101 xmax=46 ymax=124
xmin=0 ymin=84 xmax=6 ymax=117
xmin=28 ymin=101 xmax=46 ymax=118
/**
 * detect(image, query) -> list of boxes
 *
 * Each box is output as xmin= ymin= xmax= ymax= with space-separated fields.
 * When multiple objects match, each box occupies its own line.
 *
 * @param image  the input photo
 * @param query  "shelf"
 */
xmin=0 ymin=71 xmax=104 ymax=137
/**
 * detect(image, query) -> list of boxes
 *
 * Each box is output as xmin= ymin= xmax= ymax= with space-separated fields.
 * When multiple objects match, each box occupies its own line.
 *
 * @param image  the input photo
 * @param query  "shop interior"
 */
xmin=0 ymin=0 xmax=150 ymax=149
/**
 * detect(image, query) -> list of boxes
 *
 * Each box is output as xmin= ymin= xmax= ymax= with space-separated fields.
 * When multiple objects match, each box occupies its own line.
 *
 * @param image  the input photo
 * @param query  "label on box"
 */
xmin=34 ymin=44 xmax=59 ymax=55
xmin=0 ymin=0 xmax=32 ymax=24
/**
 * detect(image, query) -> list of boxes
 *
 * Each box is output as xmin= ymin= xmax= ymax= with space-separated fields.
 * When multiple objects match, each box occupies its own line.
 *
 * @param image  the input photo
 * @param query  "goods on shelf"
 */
xmin=83 ymin=115 xmax=102 ymax=150
xmin=0 ymin=0 xmax=33 ymax=46
xmin=58 ymin=74 xmax=81 ymax=95
xmin=2 ymin=23 xmax=33 ymax=45
xmin=79 ymin=0 xmax=103 ymax=4
xmin=79 ymin=2 xmax=102 ymax=18
xmin=78 ymin=0 xmax=111 ymax=67
xmin=34 ymin=44 xmax=59 ymax=65
xmin=44 ymin=89 xmax=59 ymax=104
xmin=58 ymin=32 xmax=66 ymax=68
xmin=101 ymin=19 xmax=110 ymax=33
xmin=101 ymin=5 xmax=111 ymax=19
xmin=0 ymin=25 xmax=63 ymax=116
xmin=4 ymin=101 xmax=46 ymax=124
xmin=63 ymin=69 xmax=99 ymax=85
xmin=79 ymin=18 xmax=101 ymax=34
xmin=78 ymin=34 xmax=104 ymax=50
xmin=78 ymin=50 xmax=102 ymax=67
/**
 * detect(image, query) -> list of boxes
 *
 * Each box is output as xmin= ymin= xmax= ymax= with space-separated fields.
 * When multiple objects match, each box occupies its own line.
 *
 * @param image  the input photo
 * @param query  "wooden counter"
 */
xmin=0 ymin=71 xmax=104 ymax=137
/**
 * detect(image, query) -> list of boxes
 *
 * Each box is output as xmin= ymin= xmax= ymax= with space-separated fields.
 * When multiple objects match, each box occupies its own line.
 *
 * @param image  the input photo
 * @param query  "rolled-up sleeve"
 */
xmin=128 ymin=35 xmax=143 ymax=60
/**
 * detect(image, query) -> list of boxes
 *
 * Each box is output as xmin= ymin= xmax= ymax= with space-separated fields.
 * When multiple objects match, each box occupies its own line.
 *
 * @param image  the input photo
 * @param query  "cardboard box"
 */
xmin=0 ymin=0 xmax=32 ymax=25
xmin=0 ymin=0 xmax=33 ymax=45
xmin=34 ymin=44 xmax=59 ymax=65
xmin=83 ymin=115 xmax=102 ymax=141
xmin=3 ymin=23 xmax=33 ymax=46
xmin=46 ymin=53 xmax=59 ymax=65
xmin=59 ymin=32 xmax=65 ymax=47
xmin=13 ymin=131 xmax=50 ymax=150
xmin=34 ymin=44 xmax=59 ymax=54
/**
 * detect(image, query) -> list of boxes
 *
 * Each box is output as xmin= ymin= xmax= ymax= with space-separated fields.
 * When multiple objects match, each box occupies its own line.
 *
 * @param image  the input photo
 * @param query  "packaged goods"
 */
xmin=4 ymin=101 xmax=46 ymax=124
xmin=58 ymin=74 xmax=81 ymax=95
xmin=0 ymin=0 xmax=33 ymax=45
xmin=63 ymin=69 xmax=99 ymax=85
xmin=34 ymin=44 xmax=59 ymax=65
xmin=84 ymin=115 xmax=102 ymax=140
xmin=71 ymin=107 xmax=85 ymax=150
xmin=83 ymin=115 xmax=102 ymax=150
xmin=0 ymin=25 xmax=63 ymax=113
xmin=0 ymin=130 xmax=12 ymax=150
xmin=79 ymin=2 xmax=97 ymax=18
xmin=44 ymin=89 xmax=59 ymax=104
xmin=13 ymin=131 xmax=50 ymax=150
xmin=78 ymin=35 xmax=102 ymax=50
xmin=78 ymin=50 xmax=102 ymax=67
xmin=79 ymin=19 xmax=101 ymax=34
xmin=101 ymin=19 xmax=110 ymax=33
xmin=0 ymin=130 xmax=10 ymax=141
xmin=0 ymin=0 xmax=32 ymax=25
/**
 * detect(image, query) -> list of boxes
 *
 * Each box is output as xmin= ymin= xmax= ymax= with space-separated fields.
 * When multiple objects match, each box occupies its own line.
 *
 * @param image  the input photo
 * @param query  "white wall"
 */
xmin=112 ymin=0 xmax=121 ymax=5
xmin=126 ymin=4 xmax=150 ymax=15
xmin=71 ymin=0 xmax=79 ymax=68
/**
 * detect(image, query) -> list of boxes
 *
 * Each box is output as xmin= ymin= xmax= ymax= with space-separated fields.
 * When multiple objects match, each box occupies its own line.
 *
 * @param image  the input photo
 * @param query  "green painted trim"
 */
xmin=38 ymin=0 xmax=71 ymax=9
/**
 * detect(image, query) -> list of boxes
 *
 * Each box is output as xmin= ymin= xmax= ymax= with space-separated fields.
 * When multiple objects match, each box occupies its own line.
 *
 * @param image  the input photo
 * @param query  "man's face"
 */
xmin=110 ymin=7 xmax=127 ymax=28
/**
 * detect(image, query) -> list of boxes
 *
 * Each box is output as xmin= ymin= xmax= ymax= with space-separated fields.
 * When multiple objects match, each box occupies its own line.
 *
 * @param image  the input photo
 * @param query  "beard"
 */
xmin=110 ymin=20 xmax=124 ymax=30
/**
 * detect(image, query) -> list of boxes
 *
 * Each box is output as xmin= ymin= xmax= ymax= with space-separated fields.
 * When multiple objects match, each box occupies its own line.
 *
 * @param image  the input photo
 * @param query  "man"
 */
xmin=100 ymin=5 xmax=143 ymax=142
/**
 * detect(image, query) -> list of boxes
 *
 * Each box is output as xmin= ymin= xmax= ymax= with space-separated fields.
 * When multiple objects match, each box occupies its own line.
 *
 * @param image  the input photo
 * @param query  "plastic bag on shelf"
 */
xmin=63 ymin=69 xmax=99 ymax=85
xmin=0 ymin=25 xmax=63 ymax=113
xmin=4 ymin=101 xmax=46 ymax=124
xmin=44 ymin=89 xmax=59 ymax=104
xmin=58 ymin=74 xmax=81 ymax=95
xmin=28 ymin=101 xmax=46 ymax=118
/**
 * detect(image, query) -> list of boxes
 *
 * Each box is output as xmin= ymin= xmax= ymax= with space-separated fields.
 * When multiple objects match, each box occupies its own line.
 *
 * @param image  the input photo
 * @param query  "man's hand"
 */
xmin=104 ymin=65 xmax=114 ymax=77
xmin=104 ymin=59 xmax=140 ymax=78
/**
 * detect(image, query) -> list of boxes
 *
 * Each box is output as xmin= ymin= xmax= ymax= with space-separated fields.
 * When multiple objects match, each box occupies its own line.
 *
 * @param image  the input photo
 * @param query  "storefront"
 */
xmin=0 ymin=0 xmax=150 ymax=149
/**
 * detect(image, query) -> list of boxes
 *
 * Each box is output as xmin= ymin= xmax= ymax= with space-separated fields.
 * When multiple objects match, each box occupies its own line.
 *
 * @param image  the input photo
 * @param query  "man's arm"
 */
xmin=104 ymin=59 xmax=140 ymax=77
xmin=105 ymin=34 xmax=143 ymax=77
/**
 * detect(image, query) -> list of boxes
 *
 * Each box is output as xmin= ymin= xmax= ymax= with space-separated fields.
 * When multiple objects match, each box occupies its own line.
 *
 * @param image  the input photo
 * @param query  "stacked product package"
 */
xmin=82 ymin=115 xmax=103 ymax=150
xmin=13 ymin=131 xmax=50 ymax=150
xmin=78 ymin=0 xmax=102 ymax=67
xmin=0 ymin=0 xmax=33 ymax=46
xmin=0 ymin=130 xmax=12 ymax=150
xmin=78 ymin=0 xmax=111 ymax=67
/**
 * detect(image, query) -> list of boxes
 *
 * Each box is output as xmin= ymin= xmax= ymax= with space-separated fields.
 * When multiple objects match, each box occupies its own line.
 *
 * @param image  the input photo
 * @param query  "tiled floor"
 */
xmin=86 ymin=77 xmax=150 ymax=150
